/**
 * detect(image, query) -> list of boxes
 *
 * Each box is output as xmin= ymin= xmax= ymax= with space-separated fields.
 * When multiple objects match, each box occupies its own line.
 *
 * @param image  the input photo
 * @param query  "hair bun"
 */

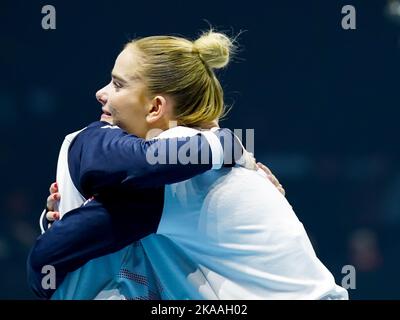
xmin=193 ymin=30 xmax=234 ymax=69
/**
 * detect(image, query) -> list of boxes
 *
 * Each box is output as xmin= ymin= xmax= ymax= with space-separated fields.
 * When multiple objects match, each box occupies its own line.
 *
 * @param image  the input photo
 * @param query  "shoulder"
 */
xmin=75 ymin=121 xmax=126 ymax=141
xmin=156 ymin=126 xmax=200 ymax=139
xmin=86 ymin=121 xmax=121 ymax=131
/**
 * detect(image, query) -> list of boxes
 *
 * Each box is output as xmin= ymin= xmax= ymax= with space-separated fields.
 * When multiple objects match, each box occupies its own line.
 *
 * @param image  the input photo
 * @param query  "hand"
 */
xmin=257 ymin=162 xmax=286 ymax=196
xmin=46 ymin=182 xmax=60 ymax=222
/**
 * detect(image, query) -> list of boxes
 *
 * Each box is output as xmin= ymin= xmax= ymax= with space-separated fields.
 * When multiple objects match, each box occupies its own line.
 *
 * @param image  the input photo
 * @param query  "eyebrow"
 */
xmin=111 ymin=73 xmax=129 ymax=84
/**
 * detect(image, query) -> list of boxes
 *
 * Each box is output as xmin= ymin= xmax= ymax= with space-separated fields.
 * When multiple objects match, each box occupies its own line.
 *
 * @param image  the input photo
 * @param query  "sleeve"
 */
xmin=27 ymin=198 xmax=163 ymax=299
xmin=28 ymin=123 xmax=245 ymax=298
xmin=69 ymin=123 xmax=243 ymax=198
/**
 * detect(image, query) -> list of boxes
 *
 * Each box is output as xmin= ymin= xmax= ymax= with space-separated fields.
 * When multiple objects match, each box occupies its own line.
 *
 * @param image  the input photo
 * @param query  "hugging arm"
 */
xmin=72 ymin=122 xmax=244 ymax=198
xmin=28 ymin=196 xmax=163 ymax=299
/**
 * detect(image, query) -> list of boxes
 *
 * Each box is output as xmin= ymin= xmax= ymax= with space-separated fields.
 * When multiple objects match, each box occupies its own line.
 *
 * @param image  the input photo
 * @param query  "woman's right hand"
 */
xmin=46 ymin=182 xmax=60 ymax=221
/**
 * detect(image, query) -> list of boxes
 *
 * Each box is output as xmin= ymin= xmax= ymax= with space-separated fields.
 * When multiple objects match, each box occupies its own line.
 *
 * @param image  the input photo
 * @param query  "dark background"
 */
xmin=0 ymin=0 xmax=399 ymax=299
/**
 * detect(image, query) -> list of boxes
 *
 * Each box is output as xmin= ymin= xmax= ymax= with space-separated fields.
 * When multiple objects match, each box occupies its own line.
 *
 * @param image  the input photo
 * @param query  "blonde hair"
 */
xmin=125 ymin=30 xmax=236 ymax=127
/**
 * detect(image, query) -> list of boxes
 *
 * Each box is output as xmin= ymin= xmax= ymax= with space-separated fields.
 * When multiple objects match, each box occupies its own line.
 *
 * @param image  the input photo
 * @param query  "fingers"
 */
xmin=268 ymin=174 xmax=280 ymax=187
xmin=49 ymin=182 xmax=58 ymax=194
xmin=46 ymin=181 xmax=61 ymax=223
xmin=257 ymin=162 xmax=286 ymax=196
xmin=46 ymin=211 xmax=60 ymax=222
xmin=46 ymin=192 xmax=60 ymax=211
xmin=270 ymin=175 xmax=285 ymax=196
xmin=277 ymin=185 xmax=286 ymax=196
xmin=257 ymin=162 xmax=272 ymax=175
xmin=258 ymin=162 xmax=278 ymax=185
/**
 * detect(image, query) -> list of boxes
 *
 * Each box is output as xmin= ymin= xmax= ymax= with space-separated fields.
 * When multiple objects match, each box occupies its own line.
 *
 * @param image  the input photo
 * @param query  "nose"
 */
xmin=96 ymin=87 xmax=108 ymax=106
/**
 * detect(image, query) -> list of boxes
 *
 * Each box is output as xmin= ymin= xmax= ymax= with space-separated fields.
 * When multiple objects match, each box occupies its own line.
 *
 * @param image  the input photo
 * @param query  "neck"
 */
xmin=145 ymin=121 xmax=176 ymax=140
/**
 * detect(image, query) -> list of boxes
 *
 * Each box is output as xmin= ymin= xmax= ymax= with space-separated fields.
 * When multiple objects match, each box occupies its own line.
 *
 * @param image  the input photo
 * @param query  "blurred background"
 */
xmin=0 ymin=0 xmax=399 ymax=299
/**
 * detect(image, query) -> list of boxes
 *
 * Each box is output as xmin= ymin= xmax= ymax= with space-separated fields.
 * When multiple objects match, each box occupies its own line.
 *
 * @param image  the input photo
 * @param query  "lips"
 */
xmin=100 ymin=108 xmax=113 ymax=123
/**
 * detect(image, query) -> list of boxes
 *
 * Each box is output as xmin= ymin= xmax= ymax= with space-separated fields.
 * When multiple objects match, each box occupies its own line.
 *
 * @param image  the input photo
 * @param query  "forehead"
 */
xmin=112 ymin=48 xmax=140 ymax=80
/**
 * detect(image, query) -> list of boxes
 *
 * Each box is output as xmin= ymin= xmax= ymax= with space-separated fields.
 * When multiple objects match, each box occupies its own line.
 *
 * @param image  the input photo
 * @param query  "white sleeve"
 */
xmin=156 ymin=126 xmax=225 ymax=170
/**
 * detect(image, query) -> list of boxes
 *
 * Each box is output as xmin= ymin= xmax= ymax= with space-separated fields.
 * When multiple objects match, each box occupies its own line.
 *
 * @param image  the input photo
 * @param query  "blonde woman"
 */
xmin=28 ymin=30 xmax=346 ymax=300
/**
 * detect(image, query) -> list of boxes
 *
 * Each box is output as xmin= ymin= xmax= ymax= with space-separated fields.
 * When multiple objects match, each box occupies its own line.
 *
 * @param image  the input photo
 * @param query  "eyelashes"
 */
xmin=112 ymin=80 xmax=122 ymax=89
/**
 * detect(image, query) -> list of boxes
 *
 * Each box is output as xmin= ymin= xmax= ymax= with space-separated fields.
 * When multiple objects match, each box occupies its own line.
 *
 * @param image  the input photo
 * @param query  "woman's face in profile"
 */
xmin=95 ymin=48 xmax=152 ymax=138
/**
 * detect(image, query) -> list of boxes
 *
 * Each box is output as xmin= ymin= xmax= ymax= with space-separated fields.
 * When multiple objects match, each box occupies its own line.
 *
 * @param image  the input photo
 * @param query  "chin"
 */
xmin=115 ymin=121 xmax=128 ymax=132
xmin=100 ymin=115 xmax=114 ymax=124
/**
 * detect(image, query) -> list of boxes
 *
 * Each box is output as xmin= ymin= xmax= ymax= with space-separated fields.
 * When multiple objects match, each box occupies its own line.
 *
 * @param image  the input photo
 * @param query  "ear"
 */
xmin=146 ymin=95 xmax=169 ymax=124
